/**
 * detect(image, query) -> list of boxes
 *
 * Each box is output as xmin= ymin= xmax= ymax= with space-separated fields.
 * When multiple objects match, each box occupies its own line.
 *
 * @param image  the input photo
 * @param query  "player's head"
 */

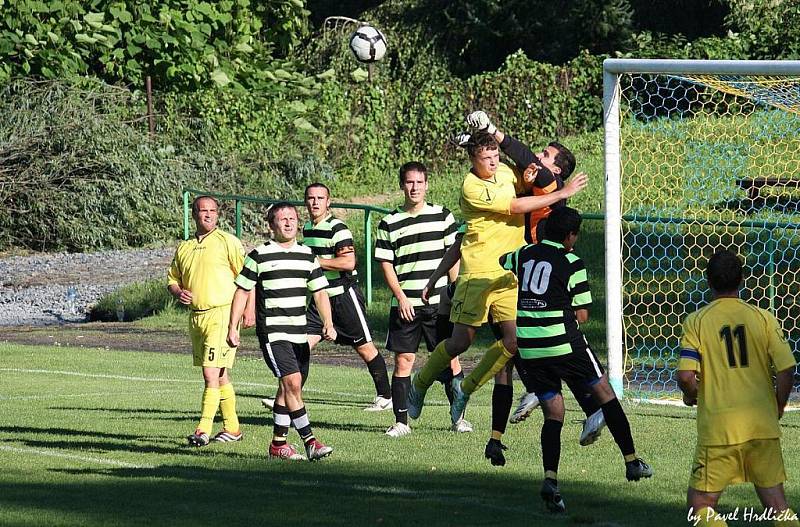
xmin=543 ymin=206 xmax=582 ymax=249
xmin=538 ymin=141 xmax=576 ymax=179
xmin=191 ymin=195 xmax=219 ymax=235
xmin=706 ymin=249 xmax=743 ymax=295
xmin=304 ymin=182 xmax=331 ymax=223
xmin=268 ymin=202 xmax=299 ymax=242
xmin=399 ymin=161 xmax=429 ymax=206
xmin=467 ymin=131 xmax=500 ymax=180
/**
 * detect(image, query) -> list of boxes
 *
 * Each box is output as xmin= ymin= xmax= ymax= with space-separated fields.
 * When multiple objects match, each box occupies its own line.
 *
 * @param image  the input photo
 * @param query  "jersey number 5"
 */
xmin=719 ymin=325 xmax=748 ymax=368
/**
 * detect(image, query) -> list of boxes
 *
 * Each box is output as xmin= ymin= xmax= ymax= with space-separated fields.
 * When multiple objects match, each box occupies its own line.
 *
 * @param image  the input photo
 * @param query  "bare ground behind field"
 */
xmin=0 ymin=323 xmax=479 ymax=370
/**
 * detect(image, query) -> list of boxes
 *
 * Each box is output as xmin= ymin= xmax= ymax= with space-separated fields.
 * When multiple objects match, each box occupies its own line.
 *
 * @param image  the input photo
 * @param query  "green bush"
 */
xmin=0 ymin=0 xmax=310 ymax=89
xmin=726 ymin=0 xmax=800 ymax=60
xmin=0 ymin=79 xmax=320 ymax=250
xmin=89 ymin=278 xmax=180 ymax=322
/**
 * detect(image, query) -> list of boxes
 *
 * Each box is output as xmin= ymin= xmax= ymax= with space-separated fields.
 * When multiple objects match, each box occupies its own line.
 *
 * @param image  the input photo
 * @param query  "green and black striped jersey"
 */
xmin=500 ymin=240 xmax=592 ymax=359
xmin=375 ymin=203 xmax=457 ymax=307
xmin=235 ymin=240 xmax=328 ymax=344
xmin=302 ymin=214 xmax=356 ymax=297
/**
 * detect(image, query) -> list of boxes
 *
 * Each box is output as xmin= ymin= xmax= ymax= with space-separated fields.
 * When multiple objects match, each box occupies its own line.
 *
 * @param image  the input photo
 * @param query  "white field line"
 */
xmin=0 ymin=367 xmax=452 ymax=405
xmin=629 ymin=397 xmax=800 ymax=411
xmin=0 ymin=390 xmax=185 ymax=401
xmin=0 ymin=448 xmax=566 ymax=521
xmin=0 ymin=445 xmax=153 ymax=469
xmin=628 ymin=398 xmax=686 ymax=407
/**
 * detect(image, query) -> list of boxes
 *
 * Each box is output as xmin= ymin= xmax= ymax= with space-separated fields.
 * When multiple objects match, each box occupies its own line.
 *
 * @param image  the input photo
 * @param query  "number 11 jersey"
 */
xmin=679 ymin=298 xmax=796 ymax=446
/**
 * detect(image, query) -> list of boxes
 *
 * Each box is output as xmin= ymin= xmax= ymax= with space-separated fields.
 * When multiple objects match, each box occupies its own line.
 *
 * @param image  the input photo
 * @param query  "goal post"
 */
xmin=603 ymin=59 xmax=800 ymax=400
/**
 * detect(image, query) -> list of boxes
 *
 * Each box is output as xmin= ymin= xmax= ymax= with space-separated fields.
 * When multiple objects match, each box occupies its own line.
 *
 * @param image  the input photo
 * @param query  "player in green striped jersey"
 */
xmin=376 ymin=161 xmax=470 ymax=437
xmin=303 ymin=183 xmax=392 ymax=411
xmin=228 ymin=203 xmax=335 ymax=461
xmin=500 ymin=207 xmax=651 ymax=512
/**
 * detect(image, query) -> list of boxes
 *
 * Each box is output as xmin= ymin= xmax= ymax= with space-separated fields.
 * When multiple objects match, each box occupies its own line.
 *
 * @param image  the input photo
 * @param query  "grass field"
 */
xmin=3 ymin=343 xmax=800 ymax=526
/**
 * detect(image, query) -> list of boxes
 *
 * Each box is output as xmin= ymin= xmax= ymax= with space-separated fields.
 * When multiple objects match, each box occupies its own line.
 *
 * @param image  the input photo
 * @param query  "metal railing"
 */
xmin=182 ymin=188 xmax=392 ymax=305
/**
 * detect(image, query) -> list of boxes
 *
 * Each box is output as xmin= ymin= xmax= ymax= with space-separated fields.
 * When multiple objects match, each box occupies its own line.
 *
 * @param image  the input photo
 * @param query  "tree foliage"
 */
xmin=726 ymin=0 xmax=800 ymax=60
xmin=0 ymin=0 xmax=309 ymax=89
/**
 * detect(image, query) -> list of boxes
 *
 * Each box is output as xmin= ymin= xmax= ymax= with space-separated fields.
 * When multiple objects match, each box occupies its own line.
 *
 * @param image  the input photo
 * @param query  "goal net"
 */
xmin=603 ymin=59 xmax=800 ymax=401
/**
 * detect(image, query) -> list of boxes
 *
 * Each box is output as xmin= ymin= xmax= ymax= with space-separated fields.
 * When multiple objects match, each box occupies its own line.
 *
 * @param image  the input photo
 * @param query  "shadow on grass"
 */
xmin=1 ymin=460 xmax=684 ymax=527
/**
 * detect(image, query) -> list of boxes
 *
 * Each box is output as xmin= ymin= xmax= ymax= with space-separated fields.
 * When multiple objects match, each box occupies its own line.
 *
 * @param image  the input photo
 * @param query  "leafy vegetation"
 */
xmin=1 ymin=0 xmax=799 ymax=251
xmin=89 ymin=278 xmax=179 ymax=322
xmin=0 ymin=0 xmax=309 ymax=89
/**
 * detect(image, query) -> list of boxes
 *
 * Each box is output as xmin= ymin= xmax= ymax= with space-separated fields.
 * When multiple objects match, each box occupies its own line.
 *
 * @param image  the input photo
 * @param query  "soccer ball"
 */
xmin=349 ymin=25 xmax=387 ymax=63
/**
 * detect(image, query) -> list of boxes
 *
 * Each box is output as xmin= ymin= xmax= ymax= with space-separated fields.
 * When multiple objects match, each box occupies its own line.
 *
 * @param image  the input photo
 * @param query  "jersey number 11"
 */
xmin=719 ymin=325 xmax=749 ymax=368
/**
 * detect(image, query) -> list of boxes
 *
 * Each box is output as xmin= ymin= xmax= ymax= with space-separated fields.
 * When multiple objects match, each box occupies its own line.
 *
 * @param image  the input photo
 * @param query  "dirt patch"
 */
xmin=0 ymin=323 xmax=479 ymax=370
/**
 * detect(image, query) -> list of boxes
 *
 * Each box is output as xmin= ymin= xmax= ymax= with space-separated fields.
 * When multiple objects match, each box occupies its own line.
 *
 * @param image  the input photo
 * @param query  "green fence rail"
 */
xmin=182 ymin=188 xmax=392 ymax=305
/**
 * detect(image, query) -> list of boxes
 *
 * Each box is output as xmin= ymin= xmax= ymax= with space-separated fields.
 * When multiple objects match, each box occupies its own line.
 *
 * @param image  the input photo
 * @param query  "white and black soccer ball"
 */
xmin=349 ymin=25 xmax=387 ymax=63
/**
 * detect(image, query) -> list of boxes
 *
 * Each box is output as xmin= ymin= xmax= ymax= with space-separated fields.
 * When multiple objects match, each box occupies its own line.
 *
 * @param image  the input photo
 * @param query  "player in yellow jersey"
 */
xmin=168 ymin=196 xmax=255 ymax=447
xmin=678 ymin=249 xmax=798 ymax=527
xmin=407 ymin=131 xmax=588 ymax=462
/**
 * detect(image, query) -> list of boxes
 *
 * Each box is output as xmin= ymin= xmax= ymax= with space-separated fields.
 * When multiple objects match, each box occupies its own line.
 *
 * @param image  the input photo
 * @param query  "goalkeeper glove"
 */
xmin=450 ymin=131 xmax=472 ymax=148
xmin=466 ymin=110 xmax=497 ymax=135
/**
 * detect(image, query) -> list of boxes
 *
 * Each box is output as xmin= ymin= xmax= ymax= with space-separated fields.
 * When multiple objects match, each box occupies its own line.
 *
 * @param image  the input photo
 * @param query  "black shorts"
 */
xmin=387 ymin=304 xmax=438 ymax=354
xmin=307 ymin=284 xmax=372 ymax=347
xmin=258 ymin=337 xmax=310 ymax=379
xmin=518 ymin=344 xmax=605 ymax=400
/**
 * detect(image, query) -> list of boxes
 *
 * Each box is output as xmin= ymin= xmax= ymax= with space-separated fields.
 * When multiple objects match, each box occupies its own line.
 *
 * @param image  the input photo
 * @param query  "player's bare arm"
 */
xmin=776 ymin=366 xmax=794 ymax=419
xmin=575 ymin=308 xmax=589 ymax=324
xmin=312 ymin=289 xmax=337 ymax=342
xmin=242 ymin=289 xmax=256 ymax=328
xmin=226 ymin=287 xmax=250 ymax=347
xmin=168 ymin=283 xmax=193 ymax=305
xmin=317 ymin=247 xmax=356 ymax=272
xmin=380 ymin=261 xmax=415 ymax=322
xmin=677 ymin=370 xmax=698 ymax=406
xmin=422 ymin=237 xmax=462 ymax=304
xmin=509 ymin=173 xmax=588 ymax=214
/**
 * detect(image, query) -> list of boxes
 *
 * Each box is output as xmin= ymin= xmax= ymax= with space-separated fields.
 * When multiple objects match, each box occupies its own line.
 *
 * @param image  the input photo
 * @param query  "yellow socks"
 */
xmin=197 ymin=387 xmax=220 ymax=434
xmin=219 ymin=383 xmax=240 ymax=433
xmin=461 ymin=340 xmax=514 ymax=395
xmin=414 ymin=341 xmax=453 ymax=390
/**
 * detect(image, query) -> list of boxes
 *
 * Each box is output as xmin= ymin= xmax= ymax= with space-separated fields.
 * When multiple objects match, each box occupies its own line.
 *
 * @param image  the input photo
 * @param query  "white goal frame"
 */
xmin=603 ymin=58 xmax=800 ymax=398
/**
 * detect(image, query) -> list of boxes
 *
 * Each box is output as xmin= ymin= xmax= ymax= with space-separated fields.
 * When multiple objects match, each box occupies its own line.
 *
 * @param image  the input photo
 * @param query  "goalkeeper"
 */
xmin=406 ymin=115 xmax=588 ymax=444
xmin=419 ymin=112 xmax=604 ymax=466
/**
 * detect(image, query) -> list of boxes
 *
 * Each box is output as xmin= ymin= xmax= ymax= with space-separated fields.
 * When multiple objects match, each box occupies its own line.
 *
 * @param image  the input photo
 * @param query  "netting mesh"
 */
xmin=617 ymin=71 xmax=800 ymax=400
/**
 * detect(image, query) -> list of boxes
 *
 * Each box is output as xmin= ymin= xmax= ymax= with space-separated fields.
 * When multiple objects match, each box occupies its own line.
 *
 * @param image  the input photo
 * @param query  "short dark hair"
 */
xmin=544 ymin=206 xmax=582 ymax=242
xmin=549 ymin=141 xmax=576 ymax=179
xmin=267 ymin=202 xmax=298 ymax=226
xmin=467 ymin=131 xmax=499 ymax=158
xmin=399 ymin=161 xmax=428 ymax=185
xmin=304 ymin=182 xmax=330 ymax=199
xmin=706 ymin=249 xmax=743 ymax=293
xmin=192 ymin=195 xmax=219 ymax=214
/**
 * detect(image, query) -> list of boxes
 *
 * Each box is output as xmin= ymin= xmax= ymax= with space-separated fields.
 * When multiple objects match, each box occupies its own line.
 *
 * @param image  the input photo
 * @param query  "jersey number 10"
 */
xmin=719 ymin=325 xmax=749 ymax=368
xmin=521 ymin=260 xmax=553 ymax=294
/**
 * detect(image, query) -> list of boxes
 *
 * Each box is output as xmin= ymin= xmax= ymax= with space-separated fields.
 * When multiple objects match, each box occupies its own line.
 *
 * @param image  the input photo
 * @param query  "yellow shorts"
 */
xmin=450 ymin=270 xmax=517 ymax=327
xmin=190 ymin=304 xmax=237 ymax=369
xmin=689 ymin=438 xmax=787 ymax=492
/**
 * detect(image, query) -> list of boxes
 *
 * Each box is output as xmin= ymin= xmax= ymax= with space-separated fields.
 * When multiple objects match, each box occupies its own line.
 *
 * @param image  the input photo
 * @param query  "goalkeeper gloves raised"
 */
xmin=466 ymin=110 xmax=497 ymax=135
